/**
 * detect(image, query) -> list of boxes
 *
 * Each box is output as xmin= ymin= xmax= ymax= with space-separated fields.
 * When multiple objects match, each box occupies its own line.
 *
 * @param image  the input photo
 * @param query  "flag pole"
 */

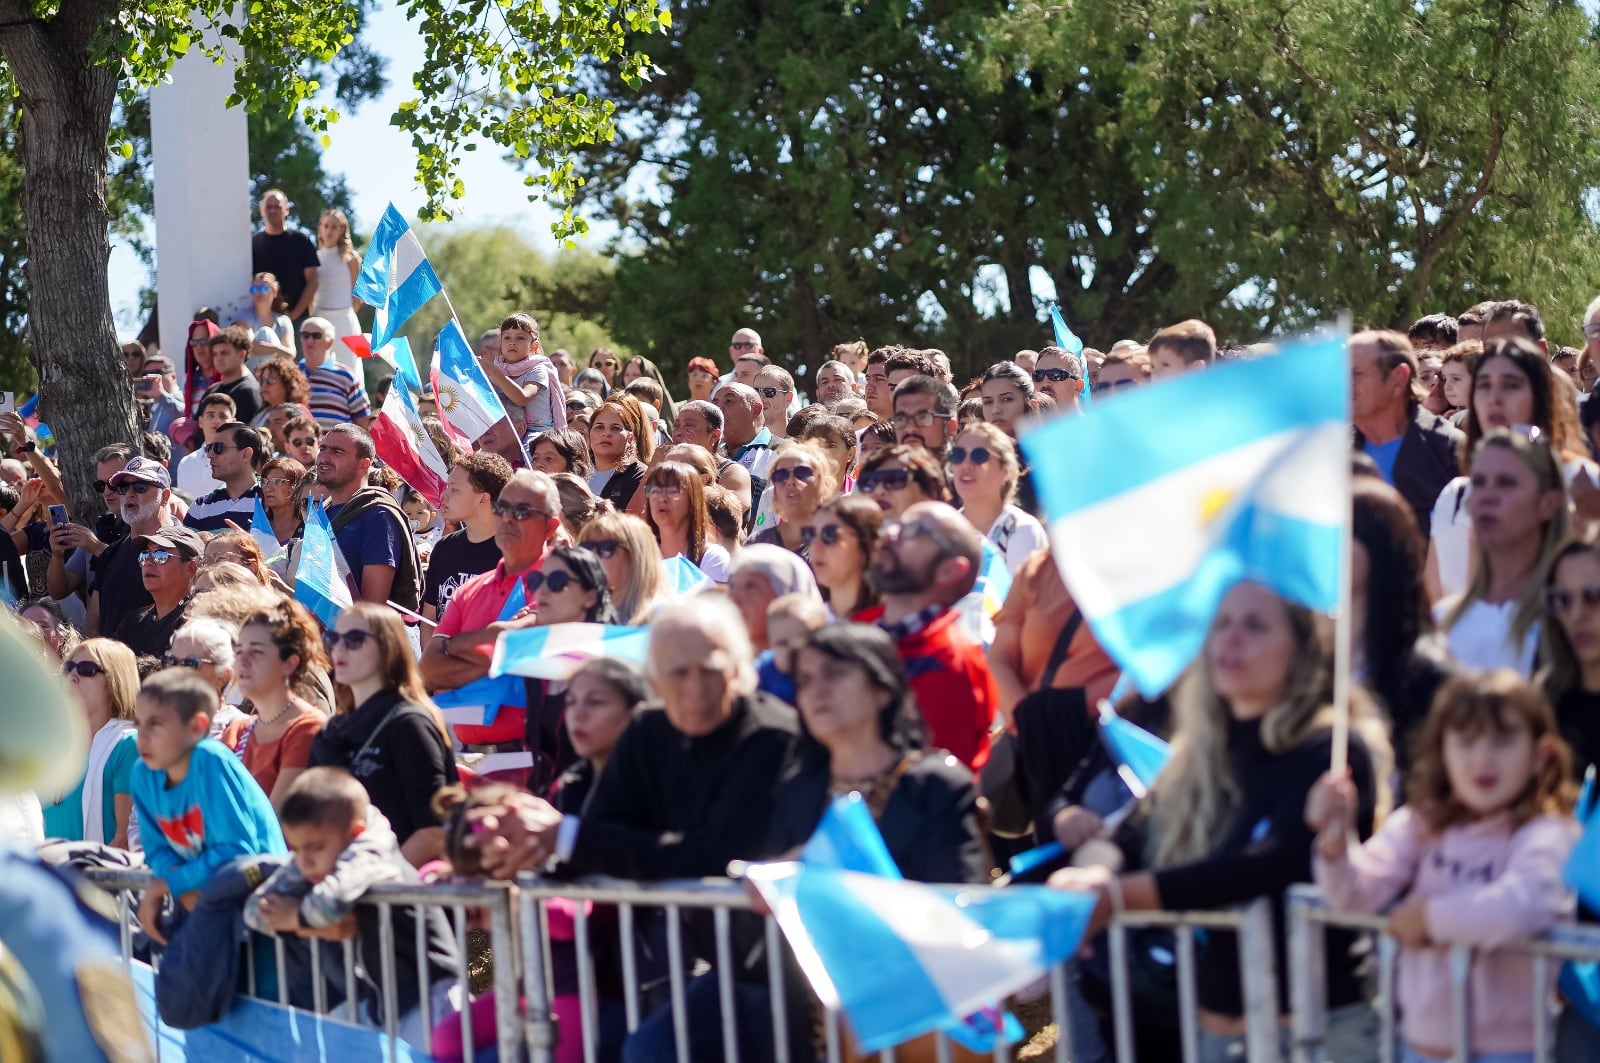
xmin=1330 ymin=318 xmax=1354 ymax=776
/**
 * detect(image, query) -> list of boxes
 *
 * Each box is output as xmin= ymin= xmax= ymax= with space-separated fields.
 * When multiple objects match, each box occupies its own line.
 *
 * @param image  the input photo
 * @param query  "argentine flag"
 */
xmin=660 ymin=555 xmax=713 ymax=598
xmin=353 ymin=204 xmax=443 ymax=349
xmin=293 ymin=501 xmax=352 ymax=629
xmin=1098 ymin=701 xmax=1171 ymax=799
xmin=1020 ymin=330 xmax=1349 ymax=697
xmin=1049 ymin=304 xmax=1091 ymax=408
xmin=490 ymin=622 xmax=651 ymax=681
xmin=432 ymin=318 xmax=513 ymax=446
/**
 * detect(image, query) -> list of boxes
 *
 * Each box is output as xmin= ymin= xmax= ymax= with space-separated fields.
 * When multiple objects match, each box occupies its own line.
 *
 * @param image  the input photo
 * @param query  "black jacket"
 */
xmin=1354 ymin=406 xmax=1462 ymax=538
xmin=595 ymin=460 xmax=647 ymax=512
xmin=567 ymin=693 xmax=801 ymax=879
xmin=767 ymin=747 xmax=990 ymax=884
xmin=308 ymin=691 xmax=459 ymax=845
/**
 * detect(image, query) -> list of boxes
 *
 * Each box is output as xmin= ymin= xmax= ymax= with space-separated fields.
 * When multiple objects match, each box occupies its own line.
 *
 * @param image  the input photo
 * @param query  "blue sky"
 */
xmin=110 ymin=1 xmax=611 ymax=334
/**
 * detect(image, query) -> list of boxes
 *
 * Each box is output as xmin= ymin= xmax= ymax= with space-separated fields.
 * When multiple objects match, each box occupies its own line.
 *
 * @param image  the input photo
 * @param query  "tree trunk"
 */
xmin=0 ymin=1 xmax=138 ymax=521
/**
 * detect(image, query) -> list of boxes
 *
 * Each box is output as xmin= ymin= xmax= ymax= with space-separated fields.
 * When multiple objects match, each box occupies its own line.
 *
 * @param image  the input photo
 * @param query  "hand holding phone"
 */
xmin=48 ymin=504 xmax=69 ymax=526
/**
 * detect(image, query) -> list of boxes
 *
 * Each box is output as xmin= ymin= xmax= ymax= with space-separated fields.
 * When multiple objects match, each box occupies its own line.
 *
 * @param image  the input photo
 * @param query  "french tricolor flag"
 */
xmin=371 ymin=380 xmax=450 ymax=507
xmin=353 ymin=204 xmax=443 ymax=349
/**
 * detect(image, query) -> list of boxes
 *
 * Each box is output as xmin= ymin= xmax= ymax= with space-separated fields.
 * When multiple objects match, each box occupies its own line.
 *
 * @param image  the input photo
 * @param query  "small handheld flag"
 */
xmin=293 ymin=501 xmax=353 ymax=628
xmin=491 ymin=623 xmax=651 ymax=681
xmin=1097 ymin=700 xmax=1171 ymax=799
xmin=371 ymin=381 xmax=450 ymax=507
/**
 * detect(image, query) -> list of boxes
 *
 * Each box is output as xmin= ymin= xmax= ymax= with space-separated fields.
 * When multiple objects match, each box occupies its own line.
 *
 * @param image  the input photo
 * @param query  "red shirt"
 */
xmin=860 ymin=606 xmax=997 ymax=771
xmin=435 ymin=555 xmax=543 ymax=745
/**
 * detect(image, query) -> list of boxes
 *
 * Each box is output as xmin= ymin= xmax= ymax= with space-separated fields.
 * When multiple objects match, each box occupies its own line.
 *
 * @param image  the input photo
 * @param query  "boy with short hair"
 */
xmin=1146 ymin=318 xmax=1218 ymax=380
xmin=245 ymin=767 xmax=460 ymax=1045
xmin=132 ymin=668 xmax=285 ymax=944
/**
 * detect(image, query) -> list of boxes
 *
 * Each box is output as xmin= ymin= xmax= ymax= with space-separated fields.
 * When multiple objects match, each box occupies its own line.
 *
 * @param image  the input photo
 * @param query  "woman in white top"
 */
xmin=1427 ymin=335 xmax=1598 ymax=601
xmin=1435 ymin=428 xmax=1569 ymax=677
xmin=312 ymin=209 xmax=364 ymax=376
xmin=948 ymin=422 xmax=1047 ymax=574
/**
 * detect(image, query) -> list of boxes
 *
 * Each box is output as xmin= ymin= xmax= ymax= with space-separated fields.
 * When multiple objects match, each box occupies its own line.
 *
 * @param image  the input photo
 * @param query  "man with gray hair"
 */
xmin=301 ymin=315 xmax=372 ymax=427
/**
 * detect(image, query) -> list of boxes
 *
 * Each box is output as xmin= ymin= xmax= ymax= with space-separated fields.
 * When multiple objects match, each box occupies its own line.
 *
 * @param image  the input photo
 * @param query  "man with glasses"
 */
xmin=1581 ymin=295 xmax=1600 ymax=383
xmin=422 ymin=451 xmax=514 ymax=625
xmin=281 ymin=415 xmax=321 ymax=468
xmin=183 ymin=422 xmax=264 ymax=533
xmin=113 ymin=525 xmax=202 ymax=657
xmin=204 ymin=326 xmax=265 ymax=425
xmin=751 ymin=365 xmax=797 ymax=440
xmin=890 ymin=374 xmax=958 ymax=458
xmin=87 ymin=457 xmax=180 ymax=637
xmin=421 ymin=470 xmax=559 ymax=705
xmin=1032 ymin=346 xmax=1087 ymax=413
xmin=728 ymin=327 xmax=764 ymax=373
xmin=862 ymin=500 xmax=998 ymax=770
xmin=318 ymin=424 xmax=421 ymax=609
xmin=300 ymin=316 xmax=372 ymax=427
xmin=45 ymin=444 xmax=133 ymax=610
xmin=174 ymin=394 xmax=233 ymax=499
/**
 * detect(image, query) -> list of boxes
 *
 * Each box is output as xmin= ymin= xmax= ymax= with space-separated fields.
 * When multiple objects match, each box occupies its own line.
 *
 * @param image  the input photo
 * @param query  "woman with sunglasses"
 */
xmin=587 ymin=396 xmax=652 ymax=511
xmin=642 ymin=460 xmax=731 ymax=581
xmin=221 ymin=600 xmax=329 ymax=808
xmin=748 ymin=440 xmax=840 ymax=560
xmin=251 ymin=357 xmax=310 ymax=428
xmin=312 ymin=602 xmax=458 ymax=865
xmin=589 ymin=347 xmax=621 ymax=387
xmin=167 ymin=617 xmax=250 ymax=739
xmin=46 ymin=639 xmax=141 ymax=848
xmin=804 ymin=495 xmax=883 ymax=620
xmin=853 ymin=443 xmax=949 ymax=519
xmin=577 ymin=511 xmax=665 ymax=624
xmin=241 ymin=272 xmax=295 ymax=364
xmin=948 ymin=423 xmax=1047 ymax=575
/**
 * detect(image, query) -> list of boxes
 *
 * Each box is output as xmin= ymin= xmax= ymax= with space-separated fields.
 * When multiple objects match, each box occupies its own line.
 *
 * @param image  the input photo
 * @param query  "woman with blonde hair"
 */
xmin=946 ymin=422 xmax=1047 ymax=574
xmin=577 ymin=510 xmax=665 ymax=623
xmin=46 ymin=638 xmax=141 ymax=847
xmin=311 ymin=602 xmax=457 ymax=865
xmin=749 ymin=439 xmax=839 ymax=559
xmin=312 ymin=207 xmax=365 ymax=363
xmin=1048 ymin=582 xmax=1393 ymax=1061
xmin=642 ymin=460 xmax=730 ymax=582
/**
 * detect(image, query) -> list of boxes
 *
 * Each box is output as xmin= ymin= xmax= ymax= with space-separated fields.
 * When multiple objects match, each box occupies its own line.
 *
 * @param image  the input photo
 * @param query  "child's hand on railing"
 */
xmin=257 ymin=893 xmax=303 ymax=934
xmin=138 ymin=880 xmax=170 ymax=946
xmin=1386 ymin=893 xmax=1431 ymax=948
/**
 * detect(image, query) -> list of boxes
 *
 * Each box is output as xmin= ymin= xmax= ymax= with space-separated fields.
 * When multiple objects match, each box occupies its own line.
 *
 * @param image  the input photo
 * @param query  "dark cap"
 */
xmin=109 ymin=456 xmax=172 ymax=490
xmin=134 ymin=525 xmax=203 ymax=560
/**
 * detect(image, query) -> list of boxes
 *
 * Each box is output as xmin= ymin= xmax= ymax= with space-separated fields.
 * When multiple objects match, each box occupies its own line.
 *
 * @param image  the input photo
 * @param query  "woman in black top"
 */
xmin=1539 ymin=530 xmax=1600 ymax=777
xmin=770 ymin=623 xmax=988 ymax=884
xmin=547 ymin=656 xmax=648 ymax=814
xmin=1050 ymin=582 xmax=1394 ymax=1059
xmin=311 ymin=602 xmax=458 ymax=866
xmin=586 ymin=396 xmax=652 ymax=511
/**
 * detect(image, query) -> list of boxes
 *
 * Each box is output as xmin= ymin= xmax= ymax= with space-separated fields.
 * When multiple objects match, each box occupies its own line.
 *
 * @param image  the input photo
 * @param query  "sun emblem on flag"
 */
xmin=436 ymin=384 xmax=462 ymax=413
xmin=1198 ymin=486 xmax=1236 ymax=526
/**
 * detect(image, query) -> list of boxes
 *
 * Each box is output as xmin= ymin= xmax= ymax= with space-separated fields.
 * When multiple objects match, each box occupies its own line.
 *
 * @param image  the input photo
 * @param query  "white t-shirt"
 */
xmin=1434 ymin=596 xmax=1540 ymax=677
xmin=985 ymin=505 xmax=1049 ymax=575
xmin=699 ymin=543 xmax=732 ymax=584
xmin=175 ymin=447 xmax=223 ymax=500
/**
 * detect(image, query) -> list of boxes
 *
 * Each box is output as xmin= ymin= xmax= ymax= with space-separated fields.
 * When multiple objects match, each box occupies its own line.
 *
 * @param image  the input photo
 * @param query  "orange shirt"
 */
xmin=993 ymin=548 xmax=1118 ymax=707
xmin=223 ymin=710 xmax=326 ymax=800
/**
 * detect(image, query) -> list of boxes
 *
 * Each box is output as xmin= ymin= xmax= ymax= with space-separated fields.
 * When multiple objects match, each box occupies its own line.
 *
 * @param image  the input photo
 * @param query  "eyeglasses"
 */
xmin=1547 ymin=585 xmax=1600 ymax=614
xmin=947 ymin=446 xmax=992 ymax=466
xmin=112 ymin=482 xmax=156 ymax=495
xmin=138 ymin=549 xmax=181 ymax=565
xmin=1096 ymin=378 xmax=1138 ymax=394
xmin=249 ymin=283 xmax=273 ymax=295
xmin=1033 ymin=368 xmax=1080 ymax=383
xmin=770 ymin=465 xmax=816 ymax=486
xmin=583 ymin=538 xmax=624 ymax=559
xmin=322 ymin=629 xmax=374 ymax=652
xmin=204 ymin=442 xmax=236 ymax=456
xmin=492 ymin=500 xmax=548 ymax=522
xmin=688 ymin=371 xmax=716 ymax=382
xmin=886 ymin=520 xmax=949 ymax=548
xmin=643 ymin=484 xmax=682 ymax=499
xmin=289 ymin=436 xmax=317 ymax=448
xmin=524 ymin=569 xmax=576 ymax=593
xmin=187 ymin=338 xmax=210 ymax=348
xmin=63 ymin=660 xmax=106 ymax=678
xmin=566 ymin=401 xmax=589 ymax=413
xmin=595 ymin=360 xmax=618 ymax=369
xmin=93 ymin=479 xmax=114 ymax=494
xmin=262 ymin=477 xmax=296 ymax=488
xmin=891 ymin=410 xmax=940 ymax=428
xmin=756 ymin=386 xmax=788 ymax=399
xmin=731 ymin=341 xmax=757 ymax=350
xmin=856 ymin=468 xmax=910 ymax=494
xmin=162 ymin=655 xmax=214 ymax=670
xmin=799 ymin=523 xmax=848 ymax=546
xmin=299 ymin=331 xmax=325 ymax=341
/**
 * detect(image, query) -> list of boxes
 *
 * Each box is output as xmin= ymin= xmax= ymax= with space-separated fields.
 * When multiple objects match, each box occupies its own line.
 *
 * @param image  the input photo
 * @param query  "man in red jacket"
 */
xmin=863 ymin=501 xmax=998 ymax=771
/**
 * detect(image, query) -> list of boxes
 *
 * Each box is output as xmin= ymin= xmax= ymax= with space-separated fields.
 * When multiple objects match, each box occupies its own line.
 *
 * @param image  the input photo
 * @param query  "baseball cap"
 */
xmin=166 ymin=417 xmax=199 ymax=450
xmin=110 ymin=456 xmax=172 ymax=490
xmin=133 ymin=525 xmax=203 ymax=560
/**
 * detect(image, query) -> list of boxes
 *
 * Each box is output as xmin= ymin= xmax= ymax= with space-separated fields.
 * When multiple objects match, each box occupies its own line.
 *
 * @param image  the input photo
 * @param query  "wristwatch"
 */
xmin=15 ymin=441 xmax=34 ymax=455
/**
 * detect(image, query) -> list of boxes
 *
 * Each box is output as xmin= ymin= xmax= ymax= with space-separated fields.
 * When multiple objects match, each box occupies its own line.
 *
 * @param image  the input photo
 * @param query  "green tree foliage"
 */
xmin=570 ymin=0 xmax=1600 ymax=378
xmin=396 ymin=224 xmax=631 ymax=374
xmin=0 ymin=99 xmax=31 ymax=394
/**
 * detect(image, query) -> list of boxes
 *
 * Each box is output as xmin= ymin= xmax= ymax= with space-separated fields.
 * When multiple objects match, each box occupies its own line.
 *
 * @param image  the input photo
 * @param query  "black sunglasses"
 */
xmin=112 ymin=482 xmax=156 ymax=495
xmin=492 ymin=500 xmax=548 ymax=521
xmin=94 ymin=479 xmax=114 ymax=493
xmin=163 ymin=655 xmax=215 ymax=670
xmin=1033 ymin=368 xmax=1079 ymax=383
xmin=1096 ymin=378 xmax=1138 ymax=393
xmin=204 ymin=442 xmax=235 ymax=456
xmin=524 ymin=569 xmax=578 ymax=593
xmin=1547 ymin=585 xmax=1600 ymax=614
xmin=856 ymin=468 xmax=910 ymax=494
xmin=947 ymin=446 xmax=992 ymax=466
xmin=322 ymin=629 xmax=374 ymax=652
xmin=289 ymin=436 xmax=318 ymax=448
xmin=799 ymin=523 xmax=848 ymax=546
xmin=583 ymin=538 xmax=624 ymax=559
xmin=299 ymin=331 xmax=325 ymax=341
xmin=756 ymin=385 xmax=788 ymax=399
xmin=63 ymin=660 xmax=106 ymax=678
xmin=770 ymin=466 xmax=816 ymax=486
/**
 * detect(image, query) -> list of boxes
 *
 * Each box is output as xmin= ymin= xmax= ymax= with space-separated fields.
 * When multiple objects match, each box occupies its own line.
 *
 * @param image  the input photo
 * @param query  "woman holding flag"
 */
xmin=1048 ymin=581 xmax=1393 ymax=1062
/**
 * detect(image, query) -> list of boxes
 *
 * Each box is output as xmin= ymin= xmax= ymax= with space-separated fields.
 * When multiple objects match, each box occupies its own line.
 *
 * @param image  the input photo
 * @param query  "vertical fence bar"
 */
xmin=714 ymin=906 xmax=740 ymax=1063
xmin=1376 ymin=931 xmax=1397 ymax=1063
xmin=116 ymin=892 xmax=133 ymax=970
xmin=1287 ymin=890 xmax=1326 ymax=1063
xmin=1176 ymin=925 xmax=1201 ymax=1063
xmin=342 ymin=939 xmax=358 ymax=1024
xmin=665 ymin=903 xmax=690 ymax=1063
xmin=619 ymin=902 xmax=642 ymax=1034
xmin=1448 ymin=945 xmax=1471 ymax=1063
xmin=1108 ymin=921 xmax=1137 ymax=1063
xmin=415 ymin=906 xmax=431 ymax=1057
xmin=379 ymin=902 xmax=400 ymax=1063
xmin=245 ymin=935 xmax=257 ymax=998
xmin=765 ymin=916 xmax=791 ymax=1063
xmin=454 ymin=905 xmax=473 ymax=1063
xmin=1050 ymin=962 xmax=1072 ymax=1063
xmin=1238 ymin=900 xmax=1281 ymax=1063
xmin=574 ymin=900 xmax=600 ymax=1063
xmin=519 ymin=891 xmax=556 ymax=1063
xmin=936 ymin=1032 xmax=953 ymax=1063
xmin=490 ymin=888 xmax=524 ymax=1063
xmin=274 ymin=935 xmax=289 ymax=1006
xmin=310 ymin=937 xmax=327 ymax=1015
xmin=1532 ymin=953 xmax=1551 ymax=1063
xmin=824 ymin=1007 xmax=843 ymax=1063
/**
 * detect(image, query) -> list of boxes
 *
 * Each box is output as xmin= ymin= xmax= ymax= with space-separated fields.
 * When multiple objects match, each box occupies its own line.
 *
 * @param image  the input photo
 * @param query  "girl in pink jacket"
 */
xmin=1307 ymin=670 xmax=1579 ymax=1063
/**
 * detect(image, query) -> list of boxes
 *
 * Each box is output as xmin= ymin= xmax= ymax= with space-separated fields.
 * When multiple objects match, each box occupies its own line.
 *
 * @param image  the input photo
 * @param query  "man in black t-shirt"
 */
xmin=250 ymin=188 xmax=320 ymax=320
xmin=89 ymin=457 xmax=179 ymax=637
xmin=204 ymin=326 xmax=265 ymax=426
xmin=421 ymin=452 xmax=512 ymax=622
xmin=113 ymin=525 xmax=201 ymax=658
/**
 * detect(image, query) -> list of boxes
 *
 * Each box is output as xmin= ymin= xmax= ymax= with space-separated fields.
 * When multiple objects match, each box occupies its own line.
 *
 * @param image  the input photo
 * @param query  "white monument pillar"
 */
xmin=149 ymin=38 xmax=251 ymax=383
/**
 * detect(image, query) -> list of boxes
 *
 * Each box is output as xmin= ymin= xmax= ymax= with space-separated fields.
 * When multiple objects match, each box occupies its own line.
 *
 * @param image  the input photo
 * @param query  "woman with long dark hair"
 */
xmin=642 ymin=460 xmax=731 ymax=581
xmin=1538 ymin=529 xmax=1600 ymax=777
xmin=223 ymin=600 xmax=329 ymax=807
xmin=587 ymin=396 xmax=651 ymax=511
xmin=804 ymin=494 xmax=882 ymax=619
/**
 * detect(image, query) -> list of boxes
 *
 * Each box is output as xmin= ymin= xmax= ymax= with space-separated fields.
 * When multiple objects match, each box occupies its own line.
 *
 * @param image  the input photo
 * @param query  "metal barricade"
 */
xmin=1288 ymin=884 xmax=1600 ymax=1063
xmin=80 ymin=866 xmax=524 ymax=1063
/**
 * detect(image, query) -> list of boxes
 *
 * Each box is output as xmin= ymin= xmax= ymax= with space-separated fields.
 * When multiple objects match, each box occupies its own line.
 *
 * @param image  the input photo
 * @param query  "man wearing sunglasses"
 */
xmin=422 ymin=470 xmax=559 ymax=708
xmin=113 ymin=525 xmax=202 ymax=658
xmin=301 ymin=315 xmax=372 ymax=427
xmin=861 ymin=500 xmax=998 ymax=772
xmin=44 ymin=443 xmax=132 ymax=608
xmin=87 ymin=457 xmax=180 ymax=638
xmin=751 ymin=366 xmax=797 ymax=440
xmin=174 ymin=394 xmax=232 ymax=500
xmin=183 ymin=422 xmax=265 ymax=534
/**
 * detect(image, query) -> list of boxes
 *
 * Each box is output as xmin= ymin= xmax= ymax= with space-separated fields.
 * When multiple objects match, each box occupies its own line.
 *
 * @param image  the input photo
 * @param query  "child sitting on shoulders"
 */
xmin=1307 ymin=670 xmax=1579 ymax=1063
xmin=245 ymin=767 xmax=461 ymax=1048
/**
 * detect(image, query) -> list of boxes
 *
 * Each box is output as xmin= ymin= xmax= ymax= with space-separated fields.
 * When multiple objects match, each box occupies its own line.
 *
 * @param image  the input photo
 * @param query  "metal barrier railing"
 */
xmin=1287 ymin=884 xmax=1600 ymax=1063
xmin=80 ymin=865 xmax=524 ymax=1063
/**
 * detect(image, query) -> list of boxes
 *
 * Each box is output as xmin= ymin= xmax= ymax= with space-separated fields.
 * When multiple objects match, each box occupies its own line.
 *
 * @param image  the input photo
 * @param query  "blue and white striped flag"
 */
xmin=490 ymin=622 xmax=651 ymax=682
xmin=249 ymin=494 xmax=283 ymax=566
xmin=952 ymin=539 xmax=1011 ymax=646
xmin=376 ymin=335 xmax=423 ymax=395
xmin=353 ymin=204 xmax=443 ymax=349
xmin=1019 ymin=330 xmax=1350 ymax=697
xmin=432 ymin=318 xmax=513 ymax=445
xmin=293 ymin=501 xmax=352 ymax=629
xmin=661 ymin=555 xmax=713 ymax=598
xmin=745 ymin=861 xmax=1097 ymax=1053
xmin=1098 ymin=702 xmax=1171 ymax=799
xmin=1049 ymin=304 xmax=1091 ymax=407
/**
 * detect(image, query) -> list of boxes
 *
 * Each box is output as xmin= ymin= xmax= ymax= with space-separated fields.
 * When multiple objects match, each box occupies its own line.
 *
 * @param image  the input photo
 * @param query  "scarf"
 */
xmin=494 ymin=352 xmax=566 ymax=430
xmin=82 ymin=719 xmax=135 ymax=845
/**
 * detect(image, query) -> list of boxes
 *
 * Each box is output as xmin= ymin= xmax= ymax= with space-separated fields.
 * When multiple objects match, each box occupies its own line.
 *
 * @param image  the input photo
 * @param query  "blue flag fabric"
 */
xmin=292 ymin=501 xmax=352 ymax=629
xmin=660 ymin=555 xmax=713 ymax=598
xmin=490 ymin=623 xmax=651 ymax=681
xmin=1049 ymin=304 xmax=1091 ymax=407
xmin=353 ymin=204 xmax=443 ymax=349
xmin=1562 ymin=767 xmax=1600 ymax=1030
xmin=1019 ymin=330 xmax=1350 ymax=696
xmin=377 ymin=335 xmax=423 ymax=395
xmin=1098 ymin=705 xmax=1171 ymax=799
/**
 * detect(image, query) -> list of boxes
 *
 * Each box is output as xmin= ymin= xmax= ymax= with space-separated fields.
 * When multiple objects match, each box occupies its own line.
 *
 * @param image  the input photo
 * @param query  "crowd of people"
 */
xmin=8 ymin=189 xmax=1600 ymax=1062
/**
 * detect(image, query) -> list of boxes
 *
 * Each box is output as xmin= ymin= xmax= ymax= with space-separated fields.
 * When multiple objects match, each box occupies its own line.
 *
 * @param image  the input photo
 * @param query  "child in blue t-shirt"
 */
xmin=131 ymin=668 xmax=285 ymax=943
